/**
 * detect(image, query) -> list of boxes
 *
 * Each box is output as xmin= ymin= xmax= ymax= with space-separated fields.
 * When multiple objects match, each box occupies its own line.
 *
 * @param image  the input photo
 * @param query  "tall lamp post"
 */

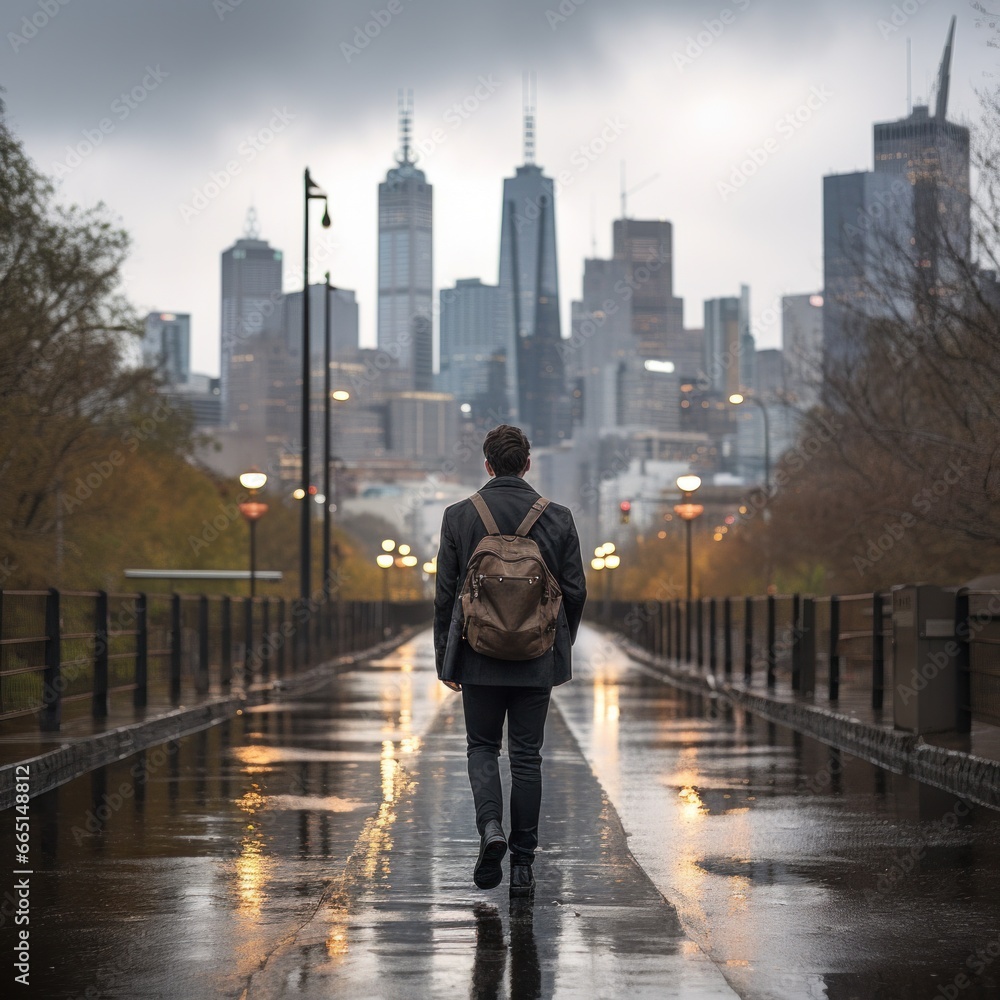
xmin=729 ymin=392 xmax=771 ymax=493
xmin=321 ymin=270 xmax=350 ymax=605
xmin=674 ymin=474 xmax=704 ymax=602
xmin=377 ymin=539 xmax=396 ymax=603
xmin=238 ymin=470 xmax=269 ymax=598
xmin=300 ymin=168 xmax=331 ymax=602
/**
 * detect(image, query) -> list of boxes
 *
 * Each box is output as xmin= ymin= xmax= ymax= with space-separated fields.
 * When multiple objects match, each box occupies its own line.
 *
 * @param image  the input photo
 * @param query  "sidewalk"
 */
xmin=240 ymin=695 xmax=739 ymax=1000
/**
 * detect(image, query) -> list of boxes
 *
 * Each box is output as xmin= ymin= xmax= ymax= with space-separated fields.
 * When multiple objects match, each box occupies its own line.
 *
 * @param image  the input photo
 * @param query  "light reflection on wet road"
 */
xmin=3 ymin=626 xmax=1000 ymax=998
xmin=556 ymin=628 xmax=1000 ymax=999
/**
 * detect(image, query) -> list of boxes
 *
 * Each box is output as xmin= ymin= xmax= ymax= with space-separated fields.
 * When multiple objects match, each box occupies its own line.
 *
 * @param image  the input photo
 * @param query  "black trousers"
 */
xmin=461 ymin=683 xmax=552 ymax=866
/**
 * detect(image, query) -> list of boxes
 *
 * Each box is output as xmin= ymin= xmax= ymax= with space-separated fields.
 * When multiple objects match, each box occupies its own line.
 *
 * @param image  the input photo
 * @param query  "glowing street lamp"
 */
xmin=674 ymin=474 xmax=704 ymax=602
xmin=238 ymin=469 xmax=268 ymax=597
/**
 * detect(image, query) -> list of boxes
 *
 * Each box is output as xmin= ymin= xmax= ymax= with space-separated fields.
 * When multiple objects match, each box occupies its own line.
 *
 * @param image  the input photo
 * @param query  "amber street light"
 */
xmin=238 ymin=469 xmax=269 ymax=597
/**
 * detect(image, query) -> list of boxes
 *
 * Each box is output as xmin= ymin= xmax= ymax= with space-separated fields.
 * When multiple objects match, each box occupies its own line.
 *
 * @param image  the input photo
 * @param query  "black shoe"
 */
xmin=509 ymin=863 xmax=535 ymax=898
xmin=473 ymin=820 xmax=507 ymax=889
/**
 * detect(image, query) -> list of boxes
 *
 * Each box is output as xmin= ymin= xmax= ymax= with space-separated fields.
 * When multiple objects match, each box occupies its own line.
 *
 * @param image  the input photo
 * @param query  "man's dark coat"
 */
xmin=433 ymin=475 xmax=587 ymax=687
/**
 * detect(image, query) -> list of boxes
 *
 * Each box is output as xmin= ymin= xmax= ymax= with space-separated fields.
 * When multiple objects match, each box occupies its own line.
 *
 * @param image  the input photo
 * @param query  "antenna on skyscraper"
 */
xmin=906 ymin=37 xmax=912 ymax=115
xmin=397 ymin=88 xmax=415 ymax=165
xmin=244 ymin=205 xmax=260 ymax=239
xmin=523 ymin=72 xmax=536 ymax=165
xmin=934 ymin=15 xmax=956 ymax=122
xmin=620 ymin=163 xmax=660 ymax=220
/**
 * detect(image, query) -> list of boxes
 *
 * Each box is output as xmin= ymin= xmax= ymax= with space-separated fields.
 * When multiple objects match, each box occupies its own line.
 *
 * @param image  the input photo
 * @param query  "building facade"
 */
xmin=377 ymin=95 xmax=433 ymax=392
xmin=142 ymin=312 xmax=190 ymax=387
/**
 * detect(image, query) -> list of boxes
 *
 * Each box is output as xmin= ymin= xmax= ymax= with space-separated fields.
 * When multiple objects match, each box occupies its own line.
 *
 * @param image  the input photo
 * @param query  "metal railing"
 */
xmin=0 ymin=589 xmax=433 ymax=731
xmin=593 ymin=592 xmax=896 ymax=709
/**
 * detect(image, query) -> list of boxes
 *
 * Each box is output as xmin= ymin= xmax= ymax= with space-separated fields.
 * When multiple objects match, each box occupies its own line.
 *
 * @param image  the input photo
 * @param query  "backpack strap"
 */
xmin=515 ymin=497 xmax=550 ymax=537
xmin=469 ymin=492 xmax=501 ymax=535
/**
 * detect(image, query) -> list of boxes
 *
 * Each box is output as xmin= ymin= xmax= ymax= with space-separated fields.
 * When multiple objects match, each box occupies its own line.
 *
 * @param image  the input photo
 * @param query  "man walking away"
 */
xmin=433 ymin=424 xmax=587 ymax=897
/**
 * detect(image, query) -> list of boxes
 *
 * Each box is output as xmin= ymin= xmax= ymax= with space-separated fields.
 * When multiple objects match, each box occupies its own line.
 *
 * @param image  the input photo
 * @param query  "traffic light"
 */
xmin=619 ymin=500 xmax=631 ymax=524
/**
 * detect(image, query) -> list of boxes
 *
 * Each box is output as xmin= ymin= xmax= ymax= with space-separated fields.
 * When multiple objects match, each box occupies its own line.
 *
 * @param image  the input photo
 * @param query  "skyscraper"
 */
xmin=438 ymin=278 xmax=500 ymax=405
xmin=497 ymin=78 xmax=568 ymax=445
xmin=142 ymin=312 xmax=190 ymax=387
xmin=703 ymin=286 xmax=753 ymax=397
xmin=220 ymin=209 xmax=283 ymax=424
xmin=377 ymin=90 xmax=433 ymax=392
xmin=782 ymin=293 xmax=824 ymax=410
xmin=823 ymin=17 xmax=968 ymax=367
xmin=612 ymin=219 xmax=684 ymax=357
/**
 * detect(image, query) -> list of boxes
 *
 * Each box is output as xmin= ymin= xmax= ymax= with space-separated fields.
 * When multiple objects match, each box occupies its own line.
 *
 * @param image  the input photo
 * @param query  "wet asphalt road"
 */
xmin=2 ymin=626 xmax=1000 ymax=998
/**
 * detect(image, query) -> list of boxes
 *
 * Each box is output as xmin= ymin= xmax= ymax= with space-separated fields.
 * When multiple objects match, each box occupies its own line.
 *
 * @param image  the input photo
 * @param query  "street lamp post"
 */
xmin=591 ymin=543 xmax=620 ymax=623
xmin=300 ymin=168 xmax=331 ymax=603
xmin=321 ymin=271 xmax=350 ymax=609
xmin=377 ymin=539 xmax=396 ymax=603
xmin=674 ymin=475 xmax=704 ymax=603
xmin=729 ymin=392 xmax=771 ymax=493
xmin=238 ymin=470 xmax=269 ymax=598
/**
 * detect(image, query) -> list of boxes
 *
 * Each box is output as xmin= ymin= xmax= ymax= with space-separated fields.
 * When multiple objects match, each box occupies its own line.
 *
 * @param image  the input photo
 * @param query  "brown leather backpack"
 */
xmin=460 ymin=493 xmax=563 ymax=660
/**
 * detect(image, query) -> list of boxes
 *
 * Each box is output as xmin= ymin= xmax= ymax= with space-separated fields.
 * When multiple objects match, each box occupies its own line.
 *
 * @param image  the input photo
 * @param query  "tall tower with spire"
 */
xmin=497 ymin=74 xmax=569 ymax=445
xmin=220 ymin=207 xmax=283 ymax=423
xmin=377 ymin=89 xmax=433 ymax=391
xmin=823 ymin=17 xmax=970 ymax=366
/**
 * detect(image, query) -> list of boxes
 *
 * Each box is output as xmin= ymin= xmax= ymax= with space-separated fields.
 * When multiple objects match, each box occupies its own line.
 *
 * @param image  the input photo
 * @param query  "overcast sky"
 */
xmin=4 ymin=0 xmax=996 ymax=374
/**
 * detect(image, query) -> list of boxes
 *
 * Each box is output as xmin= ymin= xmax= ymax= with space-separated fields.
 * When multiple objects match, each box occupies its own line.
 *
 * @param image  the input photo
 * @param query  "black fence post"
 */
xmin=792 ymin=594 xmax=816 ymax=696
xmin=41 ymin=588 xmax=62 ymax=731
xmin=220 ymin=595 xmax=232 ymax=689
xmin=277 ymin=597 xmax=286 ymax=679
xmin=955 ymin=588 xmax=972 ymax=733
xmin=744 ymin=596 xmax=753 ymax=683
xmin=724 ymin=597 xmax=733 ymax=676
xmin=169 ymin=593 xmax=182 ymax=705
xmin=196 ymin=595 xmax=210 ymax=696
xmin=93 ymin=590 xmax=109 ymax=718
xmin=766 ymin=594 xmax=776 ymax=689
xmin=696 ymin=599 xmax=704 ymax=669
xmin=244 ymin=597 xmax=254 ymax=687
xmin=134 ymin=593 xmax=148 ymax=709
xmin=260 ymin=598 xmax=270 ymax=682
xmin=684 ymin=599 xmax=692 ymax=663
xmin=828 ymin=595 xmax=840 ymax=702
xmin=675 ymin=601 xmax=682 ymax=662
xmin=708 ymin=598 xmax=717 ymax=674
xmin=791 ymin=593 xmax=802 ymax=693
xmin=872 ymin=592 xmax=885 ymax=711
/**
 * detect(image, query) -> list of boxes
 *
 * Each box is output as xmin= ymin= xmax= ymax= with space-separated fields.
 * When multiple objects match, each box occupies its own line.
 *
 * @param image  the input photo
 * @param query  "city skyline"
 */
xmin=3 ymin=0 xmax=995 ymax=377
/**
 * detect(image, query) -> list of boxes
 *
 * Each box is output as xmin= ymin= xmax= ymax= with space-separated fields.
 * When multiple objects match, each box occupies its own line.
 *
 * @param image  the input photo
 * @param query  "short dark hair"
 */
xmin=483 ymin=424 xmax=530 ymax=477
